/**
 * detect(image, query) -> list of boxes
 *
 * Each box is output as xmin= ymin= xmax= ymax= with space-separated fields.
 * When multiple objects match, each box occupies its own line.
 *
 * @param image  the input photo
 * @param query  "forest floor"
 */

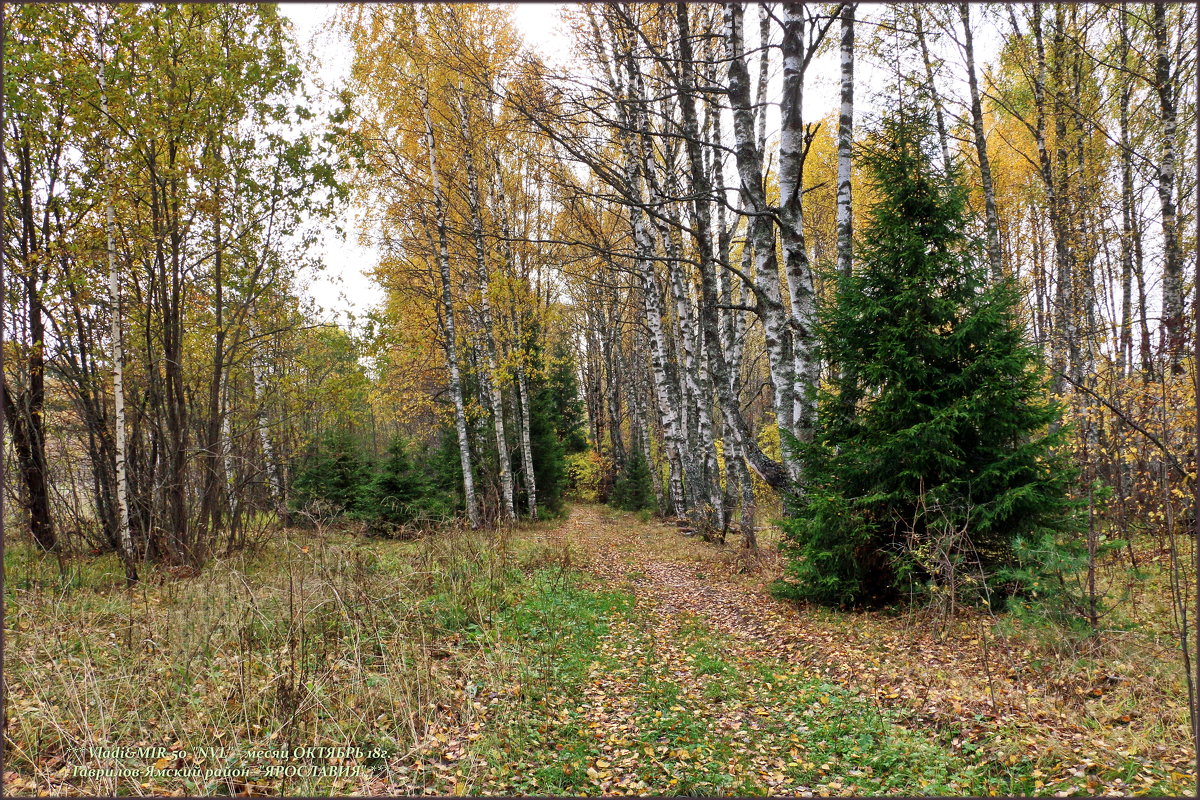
xmin=375 ymin=504 xmax=1194 ymax=797
xmin=4 ymin=503 xmax=1195 ymax=796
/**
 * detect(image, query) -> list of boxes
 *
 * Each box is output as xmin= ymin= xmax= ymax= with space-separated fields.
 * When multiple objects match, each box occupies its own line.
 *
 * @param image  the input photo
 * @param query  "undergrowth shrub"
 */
xmin=999 ymin=528 xmax=1131 ymax=634
xmin=566 ymin=450 xmax=609 ymax=503
xmin=290 ymin=429 xmax=370 ymax=518
xmin=354 ymin=436 xmax=454 ymax=535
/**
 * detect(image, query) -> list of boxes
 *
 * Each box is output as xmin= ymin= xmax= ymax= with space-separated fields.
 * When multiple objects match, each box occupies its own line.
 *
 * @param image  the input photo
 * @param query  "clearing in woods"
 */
xmin=5 ymin=504 xmax=1193 ymax=797
xmin=376 ymin=505 xmax=1194 ymax=797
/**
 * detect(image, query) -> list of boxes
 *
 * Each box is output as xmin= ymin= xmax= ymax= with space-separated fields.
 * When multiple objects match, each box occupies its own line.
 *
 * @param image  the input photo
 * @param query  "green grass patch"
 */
xmin=452 ymin=568 xmax=1071 ymax=796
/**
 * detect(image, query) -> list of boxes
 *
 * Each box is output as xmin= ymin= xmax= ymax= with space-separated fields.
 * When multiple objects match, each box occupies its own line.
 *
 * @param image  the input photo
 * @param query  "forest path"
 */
xmin=538 ymin=503 xmax=1189 ymax=796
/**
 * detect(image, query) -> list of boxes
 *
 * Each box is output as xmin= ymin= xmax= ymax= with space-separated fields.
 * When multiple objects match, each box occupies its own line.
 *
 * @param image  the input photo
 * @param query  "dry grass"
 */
xmin=4 ymin=504 xmax=1193 ymax=796
xmin=3 ymin=521 xmax=528 ymax=796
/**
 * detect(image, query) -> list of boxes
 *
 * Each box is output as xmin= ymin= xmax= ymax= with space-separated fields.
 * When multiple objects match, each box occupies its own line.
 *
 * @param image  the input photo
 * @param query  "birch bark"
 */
xmin=1151 ymin=3 xmax=1184 ymax=372
xmin=723 ymin=3 xmax=797 ymax=462
xmin=677 ymin=2 xmax=785 ymax=500
xmin=251 ymin=352 xmax=283 ymax=515
xmin=421 ymin=86 xmax=481 ymax=528
xmin=606 ymin=16 xmax=697 ymax=513
xmin=487 ymin=160 xmax=538 ymax=519
xmin=959 ymin=2 xmax=1004 ymax=281
xmin=100 ymin=63 xmax=137 ymax=583
xmin=457 ymin=91 xmax=515 ymax=522
xmin=778 ymin=2 xmax=825 ymax=452
xmin=836 ymin=3 xmax=855 ymax=285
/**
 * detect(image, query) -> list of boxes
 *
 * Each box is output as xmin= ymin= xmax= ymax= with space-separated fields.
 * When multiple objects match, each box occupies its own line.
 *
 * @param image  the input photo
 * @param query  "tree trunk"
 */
xmin=199 ymin=137 xmax=228 ymax=542
xmin=960 ymin=2 xmax=1004 ymax=281
xmin=8 ymin=135 xmax=55 ymax=551
xmin=914 ymin=8 xmax=952 ymax=172
xmin=1026 ymin=2 xmax=1072 ymax=397
xmin=778 ymin=2 xmax=824 ymax=452
xmin=1118 ymin=15 xmax=1135 ymax=379
xmin=458 ymin=92 xmax=515 ymax=523
xmin=836 ymin=3 xmax=855 ymax=286
xmin=723 ymin=2 xmax=797 ymax=473
xmin=422 ymin=86 xmax=480 ymax=529
xmin=1151 ymin=2 xmax=1183 ymax=372
xmin=252 ymin=351 xmax=284 ymax=519
xmin=100 ymin=67 xmax=136 ymax=582
xmin=639 ymin=255 xmax=688 ymax=516
xmin=677 ymin=2 xmax=786 ymax=499
xmin=516 ymin=363 xmax=538 ymax=520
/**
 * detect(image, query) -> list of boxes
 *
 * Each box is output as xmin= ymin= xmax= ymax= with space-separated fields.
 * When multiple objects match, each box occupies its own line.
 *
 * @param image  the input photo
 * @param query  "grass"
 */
xmin=3 ymin=521 xmax=527 ymax=796
xmin=4 ymin=505 xmax=1194 ymax=796
xmin=438 ymin=567 xmax=1053 ymax=796
xmin=569 ymin=505 xmax=1196 ymax=796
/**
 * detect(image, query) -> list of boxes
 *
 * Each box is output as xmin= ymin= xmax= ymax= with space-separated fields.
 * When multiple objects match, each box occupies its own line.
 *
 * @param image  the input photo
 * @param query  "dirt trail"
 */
xmin=546 ymin=504 xmax=1192 ymax=794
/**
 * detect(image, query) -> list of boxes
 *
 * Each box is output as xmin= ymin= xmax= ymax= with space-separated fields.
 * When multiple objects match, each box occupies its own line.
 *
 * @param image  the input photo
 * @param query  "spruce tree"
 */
xmin=355 ymin=436 xmax=452 ymax=533
xmin=528 ymin=340 xmax=568 ymax=514
xmin=778 ymin=108 xmax=1078 ymax=608
xmin=610 ymin=451 xmax=655 ymax=513
xmin=431 ymin=423 xmax=467 ymax=512
xmin=547 ymin=340 xmax=588 ymax=455
xmin=290 ymin=429 xmax=370 ymax=517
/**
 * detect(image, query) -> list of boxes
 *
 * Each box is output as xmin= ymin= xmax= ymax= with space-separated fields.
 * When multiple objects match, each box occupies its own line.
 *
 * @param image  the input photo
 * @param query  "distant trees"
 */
xmin=290 ymin=432 xmax=455 ymax=533
xmin=341 ymin=4 xmax=580 ymax=526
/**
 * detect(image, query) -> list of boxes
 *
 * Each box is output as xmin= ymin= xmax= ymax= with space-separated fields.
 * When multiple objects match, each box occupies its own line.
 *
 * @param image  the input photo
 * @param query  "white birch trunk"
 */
xmin=1151 ymin=2 xmax=1183 ymax=370
xmin=422 ymin=87 xmax=480 ymax=529
xmin=757 ymin=4 xmax=771 ymax=155
xmin=634 ymin=213 xmax=688 ymax=517
xmin=959 ymin=3 xmax=1004 ymax=281
xmin=220 ymin=384 xmax=234 ymax=493
xmin=676 ymin=3 xmax=780 ymax=512
xmin=100 ymin=69 xmax=136 ymax=578
xmin=251 ymin=353 xmax=283 ymax=514
xmin=458 ymin=91 xmax=515 ymax=523
xmin=486 ymin=161 xmax=539 ymax=519
xmin=836 ymin=4 xmax=855 ymax=284
xmin=914 ymin=9 xmax=953 ymax=173
xmin=723 ymin=3 xmax=798 ymax=457
xmin=779 ymin=3 xmax=820 ymax=452
xmin=600 ymin=17 xmax=692 ymax=515
xmin=515 ymin=363 xmax=537 ymax=520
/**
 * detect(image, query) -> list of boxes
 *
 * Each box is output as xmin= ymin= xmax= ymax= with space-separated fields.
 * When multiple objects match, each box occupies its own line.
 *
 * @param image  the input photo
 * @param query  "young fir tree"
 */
xmin=355 ymin=436 xmax=452 ymax=533
xmin=290 ymin=429 xmax=370 ymax=517
xmin=610 ymin=450 xmax=655 ymax=513
xmin=778 ymin=107 xmax=1077 ymax=608
xmin=432 ymin=423 xmax=467 ymax=512
xmin=527 ymin=338 xmax=569 ymax=515
xmin=547 ymin=340 xmax=588 ymax=455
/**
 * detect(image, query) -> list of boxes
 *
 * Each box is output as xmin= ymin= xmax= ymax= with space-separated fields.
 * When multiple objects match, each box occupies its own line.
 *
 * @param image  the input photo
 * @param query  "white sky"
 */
xmin=278 ymin=3 xmax=1003 ymax=324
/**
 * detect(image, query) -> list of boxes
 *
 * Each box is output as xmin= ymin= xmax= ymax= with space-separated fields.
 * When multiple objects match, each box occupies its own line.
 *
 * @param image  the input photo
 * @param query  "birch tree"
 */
xmin=421 ymin=87 xmax=482 ymax=529
xmin=958 ymin=2 xmax=1004 ymax=280
xmin=99 ymin=29 xmax=137 ymax=582
xmin=837 ymin=3 xmax=856 ymax=285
